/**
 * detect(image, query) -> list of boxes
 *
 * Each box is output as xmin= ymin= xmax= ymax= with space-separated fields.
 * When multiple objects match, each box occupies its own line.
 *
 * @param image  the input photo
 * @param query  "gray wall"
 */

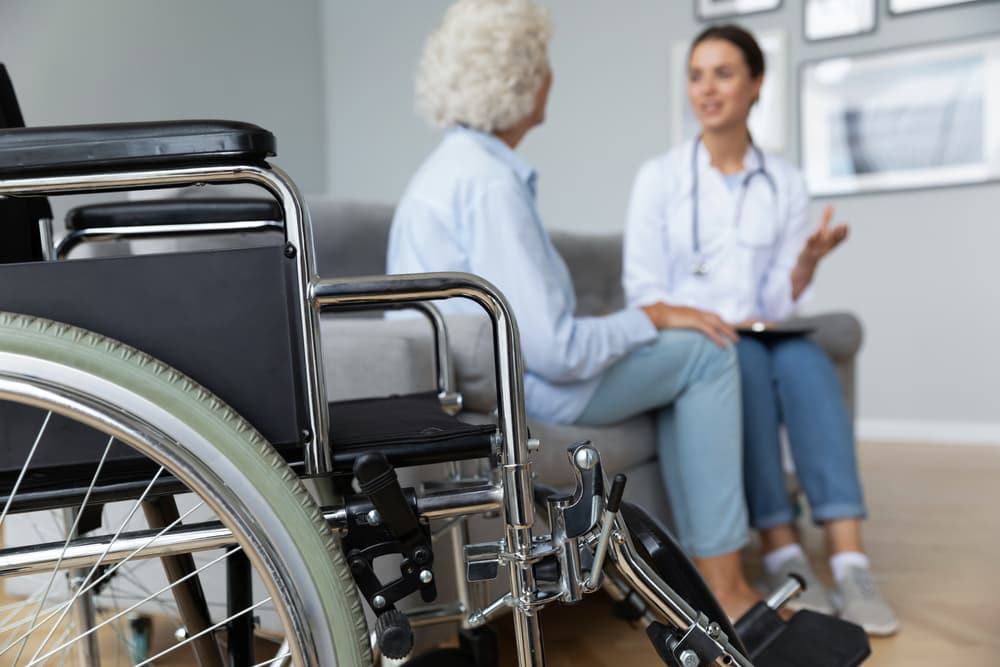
xmin=323 ymin=1 xmax=1000 ymax=441
xmin=0 ymin=0 xmax=327 ymax=197
xmin=0 ymin=1 xmax=996 ymax=438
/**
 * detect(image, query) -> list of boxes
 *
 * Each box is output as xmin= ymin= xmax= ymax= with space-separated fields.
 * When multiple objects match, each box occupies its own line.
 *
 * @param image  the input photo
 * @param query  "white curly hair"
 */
xmin=415 ymin=0 xmax=552 ymax=133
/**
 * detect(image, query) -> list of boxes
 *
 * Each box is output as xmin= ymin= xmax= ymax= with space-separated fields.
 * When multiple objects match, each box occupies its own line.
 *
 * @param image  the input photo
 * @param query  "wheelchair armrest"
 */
xmin=0 ymin=120 xmax=274 ymax=176
xmin=57 ymin=198 xmax=284 ymax=259
xmin=313 ymin=272 xmax=530 ymax=462
xmin=65 ymin=198 xmax=282 ymax=230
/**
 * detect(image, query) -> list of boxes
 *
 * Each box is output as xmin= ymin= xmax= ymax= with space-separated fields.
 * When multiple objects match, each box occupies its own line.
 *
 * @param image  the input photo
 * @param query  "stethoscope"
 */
xmin=689 ymin=135 xmax=777 ymax=276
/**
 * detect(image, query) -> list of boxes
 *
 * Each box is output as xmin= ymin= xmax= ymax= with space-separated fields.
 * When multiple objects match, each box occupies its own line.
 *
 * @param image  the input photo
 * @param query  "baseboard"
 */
xmin=857 ymin=419 xmax=1000 ymax=446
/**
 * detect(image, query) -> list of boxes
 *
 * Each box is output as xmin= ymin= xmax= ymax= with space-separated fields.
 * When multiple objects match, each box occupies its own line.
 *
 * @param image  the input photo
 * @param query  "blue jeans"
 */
xmin=575 ymin=330 xmax=748 ymax=558
xmin=736 ymin=336 xmax=866 ymax=530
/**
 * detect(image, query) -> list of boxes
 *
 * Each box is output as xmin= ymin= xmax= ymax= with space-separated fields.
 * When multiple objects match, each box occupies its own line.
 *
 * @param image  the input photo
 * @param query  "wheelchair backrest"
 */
xmin=0 ymin=64 xmax=50 ymax=263
xmin=0 ymin=245 xmax=310 ymax=481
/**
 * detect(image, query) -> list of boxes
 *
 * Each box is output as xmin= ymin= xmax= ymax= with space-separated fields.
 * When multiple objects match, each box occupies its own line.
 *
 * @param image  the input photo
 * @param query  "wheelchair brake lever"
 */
xmin=353 ymin=453 xmax=432 ymax=572
xmin=557 ymin=441 xmax=606 ymax=538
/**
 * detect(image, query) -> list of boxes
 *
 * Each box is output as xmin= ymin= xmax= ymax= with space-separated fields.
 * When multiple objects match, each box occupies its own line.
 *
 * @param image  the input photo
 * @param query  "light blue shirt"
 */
xmin=387 ymin=126 xmax=657 ymax=423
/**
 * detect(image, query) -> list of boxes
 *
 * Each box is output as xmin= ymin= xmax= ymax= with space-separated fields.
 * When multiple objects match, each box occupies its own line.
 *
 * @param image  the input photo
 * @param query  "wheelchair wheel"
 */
xmin=618 ymin=502 xmax=748 ymax=657
xmin=0 ymin=312 xmax=370 ymax=666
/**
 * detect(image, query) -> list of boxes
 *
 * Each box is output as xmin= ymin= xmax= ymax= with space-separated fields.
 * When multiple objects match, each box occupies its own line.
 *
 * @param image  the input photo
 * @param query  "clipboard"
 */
xmin=736 ymin=321 xmax=815 ymax=340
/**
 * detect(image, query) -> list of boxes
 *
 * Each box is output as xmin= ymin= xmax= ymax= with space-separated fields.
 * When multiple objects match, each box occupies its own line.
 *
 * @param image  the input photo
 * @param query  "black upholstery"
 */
xmin=0 ymin=246 xmax=307 ymax=454
xmin=0 ymin=64 xmax=48 ymax=263
xmin=65 ymin=198 xmax=283 ymax=230
xmin=0 ymin=120 xmax=275 ymax=176
xmin=0 ymin=246 xmax=494 ymax=491
xmin=329 ymin=392 xmax=495 ymax=470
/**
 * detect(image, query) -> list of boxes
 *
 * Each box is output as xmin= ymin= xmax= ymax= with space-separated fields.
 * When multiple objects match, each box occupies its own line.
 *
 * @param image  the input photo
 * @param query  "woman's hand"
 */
xmin=801 ymin=205 xmax=849 ymax=264
xmin=641 ymin=303 xmax=738 ymax=348
xmin=792 ymin=205 xmax=849 ymax=299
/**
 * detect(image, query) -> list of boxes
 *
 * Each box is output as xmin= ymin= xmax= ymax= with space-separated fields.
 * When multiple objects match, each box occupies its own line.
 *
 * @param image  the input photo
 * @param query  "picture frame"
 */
xmin=799 ymin=33 xmax=1000 ymax=196
xmin=804 ymin=0 xmax=877 ymax=42
xmin=672 ymin=30 xmax=787 ymax=155
xmin=889 ymin=0 xmax=997 ymax=15
xmin=695 ymin=0 xmax=782 ymax=21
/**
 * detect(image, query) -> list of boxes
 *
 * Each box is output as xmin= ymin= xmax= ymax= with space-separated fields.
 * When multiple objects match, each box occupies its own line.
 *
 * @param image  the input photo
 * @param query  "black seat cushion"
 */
xmin=66 ymin=198 xmax=283 ymax=230
xmin=0 ymin=120 xmax=275 ymax=176
xmin=329 ymin=391 xmax=495 ymax=471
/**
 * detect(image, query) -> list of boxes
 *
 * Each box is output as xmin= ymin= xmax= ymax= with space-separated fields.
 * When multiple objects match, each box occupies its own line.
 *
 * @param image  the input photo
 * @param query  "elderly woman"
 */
xmin=387 ymin=0 xmax=757 ymax=618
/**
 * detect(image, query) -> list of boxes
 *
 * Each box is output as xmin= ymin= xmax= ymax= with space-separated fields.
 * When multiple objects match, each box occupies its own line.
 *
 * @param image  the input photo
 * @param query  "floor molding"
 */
xmin=857 ymin=419 xmax=1000 ymax=446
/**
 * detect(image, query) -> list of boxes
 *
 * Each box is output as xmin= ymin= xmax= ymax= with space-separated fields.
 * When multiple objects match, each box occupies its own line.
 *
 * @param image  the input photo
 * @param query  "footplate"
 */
xmin=735 ymin=604 xmax=870 ymax=667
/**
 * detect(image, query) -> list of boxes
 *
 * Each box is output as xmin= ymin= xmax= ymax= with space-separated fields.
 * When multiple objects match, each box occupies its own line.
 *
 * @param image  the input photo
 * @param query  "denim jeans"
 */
xmin=575 ymin=330 xmax=748 ymax=558
xmin=736 ymin=336 xmax=866 ymax=530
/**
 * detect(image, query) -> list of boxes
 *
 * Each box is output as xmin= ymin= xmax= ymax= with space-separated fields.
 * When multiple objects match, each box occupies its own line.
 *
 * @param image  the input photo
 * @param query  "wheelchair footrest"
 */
xmin=737 ymin=605 xmax=870 ymax=667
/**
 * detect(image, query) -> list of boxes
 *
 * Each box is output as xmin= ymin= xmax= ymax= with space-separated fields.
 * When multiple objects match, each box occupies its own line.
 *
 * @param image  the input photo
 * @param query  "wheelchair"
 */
xmin=0 ymin=111 xmax=873 ymax=666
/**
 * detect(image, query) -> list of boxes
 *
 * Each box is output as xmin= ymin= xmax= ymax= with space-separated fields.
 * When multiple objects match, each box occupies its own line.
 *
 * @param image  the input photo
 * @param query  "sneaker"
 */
xmin=761 ymin=555 xmax=836 ymax=615
xmin=833 ymin=566 xmax=900 ymax=636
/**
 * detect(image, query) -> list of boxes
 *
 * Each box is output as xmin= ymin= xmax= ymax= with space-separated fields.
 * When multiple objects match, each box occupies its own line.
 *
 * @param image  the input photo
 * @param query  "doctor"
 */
xmin=623 ymin=25 xmax=897 ymax=635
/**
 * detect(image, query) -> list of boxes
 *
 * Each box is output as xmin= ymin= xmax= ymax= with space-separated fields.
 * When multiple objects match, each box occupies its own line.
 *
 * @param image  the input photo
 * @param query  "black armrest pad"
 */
xmin=0 ymin=120 xmax=275 ymax=176
xmin=66 ymin=198 xmax=282 ymax=230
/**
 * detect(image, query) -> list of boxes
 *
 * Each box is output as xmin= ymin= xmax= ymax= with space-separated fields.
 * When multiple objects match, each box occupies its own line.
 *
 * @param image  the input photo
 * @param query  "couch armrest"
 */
xmin=788 ymin=311 xmax=863 ymax=363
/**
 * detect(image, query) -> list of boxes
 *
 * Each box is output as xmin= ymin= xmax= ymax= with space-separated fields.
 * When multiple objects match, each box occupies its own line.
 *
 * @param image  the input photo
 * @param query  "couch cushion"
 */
xmin=320 ymin=318 xmax=435 ymax=400
xmin=308 ymin=196 xmax=395 ymax=279
xmin=549 ymin=230 xmax=625 ymax=317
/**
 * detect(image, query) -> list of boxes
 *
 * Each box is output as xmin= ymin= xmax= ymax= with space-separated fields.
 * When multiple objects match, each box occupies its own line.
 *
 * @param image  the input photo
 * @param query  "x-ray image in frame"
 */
xmin=805 ymin=0 xmax=877 ymax=42
xmin=673 ymin=30 xmax=787 ymax=155
xmin=800 ymin=34 xmax=1000 ymax=196
xmin=889 ymin=0 xmax=998 ymax=15
xmin=695 ymin=0 xmax=782 ymax=21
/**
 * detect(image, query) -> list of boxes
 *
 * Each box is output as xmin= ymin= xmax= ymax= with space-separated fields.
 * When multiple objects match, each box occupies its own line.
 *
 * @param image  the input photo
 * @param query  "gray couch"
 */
xmin=309 ymin=196 xmax=864 ymax=528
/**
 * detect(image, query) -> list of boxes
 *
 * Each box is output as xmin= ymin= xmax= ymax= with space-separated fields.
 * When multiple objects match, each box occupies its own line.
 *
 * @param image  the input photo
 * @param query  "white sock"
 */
xmin=763 ymin=543 xmax=806 ymax=574
xmin=830 ymin=551 xmax=870 ymax=582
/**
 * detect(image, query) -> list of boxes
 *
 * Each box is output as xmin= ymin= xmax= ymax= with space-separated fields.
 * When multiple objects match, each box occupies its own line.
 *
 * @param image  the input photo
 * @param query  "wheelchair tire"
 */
xmin=619 ymin=501 xmax=748 ymax=657
xmin=0 ymin=312 xmax=370 ymax=666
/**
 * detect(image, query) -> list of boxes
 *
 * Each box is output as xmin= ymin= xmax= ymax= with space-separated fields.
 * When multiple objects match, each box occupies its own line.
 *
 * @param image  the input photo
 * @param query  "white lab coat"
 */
xmin=624 ymin=139 xmax=812 ymax=323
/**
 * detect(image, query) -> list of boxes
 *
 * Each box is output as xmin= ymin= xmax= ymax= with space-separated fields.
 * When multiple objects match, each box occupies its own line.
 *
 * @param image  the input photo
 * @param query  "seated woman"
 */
xmin=623 ymin=24 xmax=897 ymax=635
xmin=387 ymin=0 xmax=759 ymax=619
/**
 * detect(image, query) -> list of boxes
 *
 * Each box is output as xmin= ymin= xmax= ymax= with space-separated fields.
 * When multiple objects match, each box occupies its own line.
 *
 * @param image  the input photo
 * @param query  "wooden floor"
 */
xmin=494 ymin=441 xmax=1000 ymax=666
xmin=1 ymin=440 xmax=995 ymax=665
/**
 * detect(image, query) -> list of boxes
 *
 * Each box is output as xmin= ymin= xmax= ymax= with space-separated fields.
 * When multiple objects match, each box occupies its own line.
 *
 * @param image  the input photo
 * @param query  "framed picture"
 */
xmin=889 ymin=0 xmax=997 ymax=15
xmin=800 ymin=34 xmax=1000 ymax=196
xmin=695 ymin=0 xmax=782 ymax=21
xmin=672 ymin=30 xmax=787 ymax=154
xmin=804 ymin=0 xmax=877 ymax=41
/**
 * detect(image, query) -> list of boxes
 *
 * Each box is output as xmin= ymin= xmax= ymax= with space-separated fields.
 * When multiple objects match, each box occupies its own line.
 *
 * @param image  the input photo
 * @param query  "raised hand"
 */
xmin=791 ymin=205 xmax=849 ymax=299
xmin=801 ymin=205 xmax=849 ymax=264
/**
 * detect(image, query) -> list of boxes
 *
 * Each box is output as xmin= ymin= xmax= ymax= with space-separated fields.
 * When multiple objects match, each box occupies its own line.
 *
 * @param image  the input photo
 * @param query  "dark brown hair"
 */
xmin=690 ymin=24 xmax=765 ymax=79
